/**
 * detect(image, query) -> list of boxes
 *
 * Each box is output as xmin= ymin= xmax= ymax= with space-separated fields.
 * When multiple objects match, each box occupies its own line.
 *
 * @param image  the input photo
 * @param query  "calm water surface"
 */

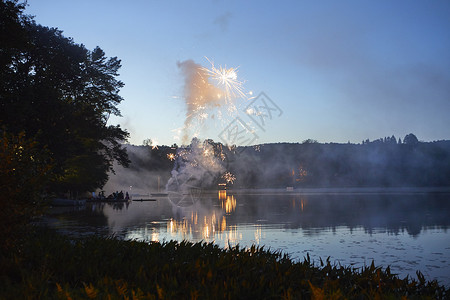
xmin=45 ymin=190 xmax=450 ymax=286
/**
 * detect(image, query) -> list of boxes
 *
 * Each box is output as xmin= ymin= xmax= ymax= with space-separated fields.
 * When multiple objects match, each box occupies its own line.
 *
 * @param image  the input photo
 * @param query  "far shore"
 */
xmin=226 ymin=186 xmax=450 ymax=195
xmin=51 ymin=186 xmax=450 ymax=205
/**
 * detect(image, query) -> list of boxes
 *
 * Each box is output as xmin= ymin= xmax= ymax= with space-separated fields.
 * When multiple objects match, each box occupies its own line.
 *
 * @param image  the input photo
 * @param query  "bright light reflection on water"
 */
xmin=46 ymin=190 xmax=450 ymax=286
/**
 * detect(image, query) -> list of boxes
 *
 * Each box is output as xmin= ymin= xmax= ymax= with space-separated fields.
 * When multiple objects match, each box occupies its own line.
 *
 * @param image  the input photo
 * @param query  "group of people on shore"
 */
xmin=91 ymin=190 xmax=130 ymax=201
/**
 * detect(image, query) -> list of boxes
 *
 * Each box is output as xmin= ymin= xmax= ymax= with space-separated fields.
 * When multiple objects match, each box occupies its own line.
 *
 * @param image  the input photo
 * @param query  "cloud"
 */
xmin=213 ymin=11 xmax=232 ymax=32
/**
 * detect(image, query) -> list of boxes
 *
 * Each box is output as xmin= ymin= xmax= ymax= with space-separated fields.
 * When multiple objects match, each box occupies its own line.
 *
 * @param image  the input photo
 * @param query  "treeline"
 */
xmin=361 ymin=133 xmax=418 ymax=145
xmin=232 ymin=139 xmax=450 ymax=188
xmin=127 ymin=135 xmax=450 ymax=189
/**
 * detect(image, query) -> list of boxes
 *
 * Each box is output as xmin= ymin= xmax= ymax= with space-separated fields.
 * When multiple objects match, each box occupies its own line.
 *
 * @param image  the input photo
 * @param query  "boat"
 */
xmin=86 ymin=198 xmax=131 ymax=203
xmin=133 ymin=198 xmax=157 ymax=202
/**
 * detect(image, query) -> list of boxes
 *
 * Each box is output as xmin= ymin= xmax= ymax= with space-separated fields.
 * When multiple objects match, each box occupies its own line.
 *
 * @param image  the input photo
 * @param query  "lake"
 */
xmin=45 ymin=188 xmax=450 ymax=287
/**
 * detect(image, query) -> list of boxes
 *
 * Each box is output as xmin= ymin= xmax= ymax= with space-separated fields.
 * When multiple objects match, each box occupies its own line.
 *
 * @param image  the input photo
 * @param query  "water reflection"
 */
xmin=46 ymin=191 xmax=450 ymax=285
xmin=154 ymin=190 xmax=241 ymax=245
xmin=221 ymin=192 xmax=236 ymax=214
xmin=48 ymin=192 xmax=450 ymax=240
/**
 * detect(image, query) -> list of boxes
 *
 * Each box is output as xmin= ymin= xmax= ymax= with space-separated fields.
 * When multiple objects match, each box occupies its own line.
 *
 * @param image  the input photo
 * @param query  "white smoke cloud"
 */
xmin=166 ymin=139 xmax=225 ymax=195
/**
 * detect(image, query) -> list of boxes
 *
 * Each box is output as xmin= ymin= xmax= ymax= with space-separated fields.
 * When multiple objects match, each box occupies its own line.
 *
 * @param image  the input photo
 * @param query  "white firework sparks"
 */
xmin=222 ymin=171 xmax=236 ymax=184
xmin=201 ymin=57 xmax=247 ymax=102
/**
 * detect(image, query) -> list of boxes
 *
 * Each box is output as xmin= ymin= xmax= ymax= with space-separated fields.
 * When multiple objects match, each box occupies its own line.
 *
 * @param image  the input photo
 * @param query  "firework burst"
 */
xmin=222 ymin=172 xmax=236 ymax=184
xmin=201 ymin=57 xmax=247 ymax=102
xmin=176 ymin=58 xmax=250 ymax=144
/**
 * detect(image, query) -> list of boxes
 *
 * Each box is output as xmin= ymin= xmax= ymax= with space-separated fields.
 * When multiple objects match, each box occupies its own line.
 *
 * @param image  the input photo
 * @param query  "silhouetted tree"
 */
xmin=302 ymin=139 xmax=318 ymax=144
xmin=143 ymin=139 xmax=153 ymax=147
xmin=0 ymin=1 xmax=129 ymax=194
xmin=403 ymin=133 xmax=419 ymax=145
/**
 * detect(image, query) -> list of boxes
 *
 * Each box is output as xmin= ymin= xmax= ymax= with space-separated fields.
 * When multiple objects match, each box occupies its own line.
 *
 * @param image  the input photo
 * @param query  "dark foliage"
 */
xmin=1 ymin=228 xmax=447 ymax=299
xmin=0 ymin=0 xmax=129 ymax=195
xmin=0 ymin=131 xmax=52 ymax=249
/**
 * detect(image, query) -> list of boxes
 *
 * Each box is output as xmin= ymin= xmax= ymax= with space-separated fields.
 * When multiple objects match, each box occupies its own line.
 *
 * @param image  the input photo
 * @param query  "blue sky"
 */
xmin=26 ymin=0 xmax=450 ymax=145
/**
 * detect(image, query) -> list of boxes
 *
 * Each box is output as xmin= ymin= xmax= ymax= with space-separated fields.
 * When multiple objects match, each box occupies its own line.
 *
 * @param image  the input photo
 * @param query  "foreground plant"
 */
xmin=0 ymin=228 xmax=448 ymax=299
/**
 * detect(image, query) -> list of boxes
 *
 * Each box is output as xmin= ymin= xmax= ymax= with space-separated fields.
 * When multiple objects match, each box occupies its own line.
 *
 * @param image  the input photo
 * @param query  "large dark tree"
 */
xmin=0 ymin=0 xmax=129 ymax=195
xmin=403 ymin=133 xmax=419 ymax=145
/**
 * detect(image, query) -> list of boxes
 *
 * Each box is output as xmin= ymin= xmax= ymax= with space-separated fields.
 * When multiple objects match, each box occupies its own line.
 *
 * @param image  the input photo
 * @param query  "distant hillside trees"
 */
xmin=0 ymin=0 xmax=129 ymax=196
xmin=362 ymin=135 xmax=399 ymax=145
xmin=122 ymin=136 xmax=450 ymax=190
xmin=403 ymin=133 xmax=419 ymax=145
xmin=236 ymin=139 xmax=450 ymax=188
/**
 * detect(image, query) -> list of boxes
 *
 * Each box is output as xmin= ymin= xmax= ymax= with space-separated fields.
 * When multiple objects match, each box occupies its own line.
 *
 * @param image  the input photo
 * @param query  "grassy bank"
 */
xmin=1 ymin=227 xmax=448 ymax=299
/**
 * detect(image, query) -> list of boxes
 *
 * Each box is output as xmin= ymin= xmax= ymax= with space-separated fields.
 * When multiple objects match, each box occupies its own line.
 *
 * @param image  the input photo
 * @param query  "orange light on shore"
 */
xmin=291 ymin=164 xmax=308 ymax=182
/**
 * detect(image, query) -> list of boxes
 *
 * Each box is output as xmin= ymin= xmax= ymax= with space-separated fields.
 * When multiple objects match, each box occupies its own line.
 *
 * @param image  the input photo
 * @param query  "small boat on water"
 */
xmin=133 ymin=199 xmax=157 ymax=202
xmin=86 ymin=199 xmax=131 ymax=203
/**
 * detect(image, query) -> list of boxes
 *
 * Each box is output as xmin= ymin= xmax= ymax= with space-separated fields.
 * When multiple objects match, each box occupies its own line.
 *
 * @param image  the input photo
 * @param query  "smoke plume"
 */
xmin=166 ymin=139 xmax=225 ymax=194
xmin=177 ymin=59 xmax=223 ymax=144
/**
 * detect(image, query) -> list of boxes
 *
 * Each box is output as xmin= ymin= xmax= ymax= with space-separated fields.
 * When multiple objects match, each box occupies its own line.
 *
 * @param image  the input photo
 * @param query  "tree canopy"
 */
xmin=403 ymin=133 xmax=419 ymax=145
xmin=0 ymin=0 xmax=129 ymax=195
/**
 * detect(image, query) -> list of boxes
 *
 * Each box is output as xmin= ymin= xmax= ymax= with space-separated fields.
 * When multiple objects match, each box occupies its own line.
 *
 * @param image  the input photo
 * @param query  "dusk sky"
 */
xmin=26 ymin=1 xmax=450 ymax=146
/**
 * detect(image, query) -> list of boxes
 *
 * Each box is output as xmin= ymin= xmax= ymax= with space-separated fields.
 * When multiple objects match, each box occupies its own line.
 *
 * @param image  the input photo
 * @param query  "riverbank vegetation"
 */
xmin=1 ymin=227 xmax=448 ymax=299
